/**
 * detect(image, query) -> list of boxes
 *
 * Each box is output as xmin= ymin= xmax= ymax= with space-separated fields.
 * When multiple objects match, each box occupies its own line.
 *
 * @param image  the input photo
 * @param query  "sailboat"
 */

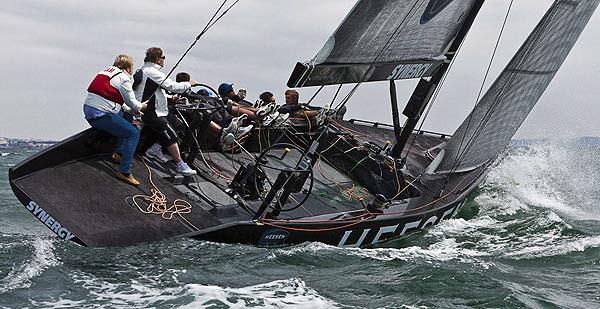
xmin=9 ymin=0 xmax=598 ymax=247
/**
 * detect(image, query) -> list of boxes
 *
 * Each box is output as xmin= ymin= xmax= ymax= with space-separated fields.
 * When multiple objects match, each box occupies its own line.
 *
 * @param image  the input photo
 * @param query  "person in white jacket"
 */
xmin=83 ymin=54 xmax=147 ymax=185
xmin=135 ymin=47 xmax=197 ymax=176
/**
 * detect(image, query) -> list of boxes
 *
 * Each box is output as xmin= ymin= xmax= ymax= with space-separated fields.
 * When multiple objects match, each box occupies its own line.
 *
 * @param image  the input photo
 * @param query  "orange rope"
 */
xmin=132 ymin=157 xmax=201 ymax=231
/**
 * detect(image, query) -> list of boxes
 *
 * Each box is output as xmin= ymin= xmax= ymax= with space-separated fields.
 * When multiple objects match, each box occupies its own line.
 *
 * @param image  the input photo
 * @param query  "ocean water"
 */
xmin=1 ymin=142 xmax=599 ymax=308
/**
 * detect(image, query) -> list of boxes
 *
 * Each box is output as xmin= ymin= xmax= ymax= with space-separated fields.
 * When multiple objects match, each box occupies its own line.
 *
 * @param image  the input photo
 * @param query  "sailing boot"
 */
xmin=116 ymin=171 xmax=140 ymax=186
xmin=111 ymin=152 xmax=122 ymax=163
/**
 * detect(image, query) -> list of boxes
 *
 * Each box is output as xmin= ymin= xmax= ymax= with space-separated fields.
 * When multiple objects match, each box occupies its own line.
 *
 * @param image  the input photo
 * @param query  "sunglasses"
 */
xmin=160 ymin=55 xmax=166 ymax=60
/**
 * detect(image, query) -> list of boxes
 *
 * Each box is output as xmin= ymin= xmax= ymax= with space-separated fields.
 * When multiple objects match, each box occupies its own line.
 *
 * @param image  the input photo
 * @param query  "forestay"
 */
xmin=288 ymin=0 xmax=480 ymax=87
xmin=434 ymin=0 xmax=600 ymax=174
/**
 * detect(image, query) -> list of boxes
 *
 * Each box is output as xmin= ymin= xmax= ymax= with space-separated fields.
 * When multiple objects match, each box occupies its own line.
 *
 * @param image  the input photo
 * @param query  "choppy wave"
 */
xmin=0 ymin=238 xmax=61 ymax=294
xmin=181 ymin=278 xmax=338 ymax=308
xmin=32 ymin=275 xmax=338 ymax=309
xmin=425 ymin=142 xmax=600 ymax=260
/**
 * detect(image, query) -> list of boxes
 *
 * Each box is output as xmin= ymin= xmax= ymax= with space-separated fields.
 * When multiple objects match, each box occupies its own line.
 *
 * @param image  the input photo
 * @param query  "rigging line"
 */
xmin=163 ymin=0 xmax=240 ymax=79
xmin=335 ymin=0 xmax=422 ymax=111
xmin=144 ymin=0 xmax=241 ymax=105
xmin=163 ymin=0 xmax=227 ymax=79
xmin=306 ymin=85 xmax=324 ymax=105
xmin=449 ymin=1 xmax=556 ymax=174
xmin=330 ymin=84 xmax=343 ymax=106
xmin=448 ymin=0 xmax=515 ymax=173
xmin=334 ymin=82 xmax=361 ymax=110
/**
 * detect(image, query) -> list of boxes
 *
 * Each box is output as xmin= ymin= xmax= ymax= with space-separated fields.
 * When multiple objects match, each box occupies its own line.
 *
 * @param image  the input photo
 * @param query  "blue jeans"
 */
xmin=88 ymin=112 xmax=139 ymax=174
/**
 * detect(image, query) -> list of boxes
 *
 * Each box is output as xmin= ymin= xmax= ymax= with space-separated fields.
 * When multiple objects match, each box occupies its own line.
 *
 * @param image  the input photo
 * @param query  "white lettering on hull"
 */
xmin=338 ymin=206 xmax=457 ymax=247
xmin=26 ymin=201 xmax=76 ymax=241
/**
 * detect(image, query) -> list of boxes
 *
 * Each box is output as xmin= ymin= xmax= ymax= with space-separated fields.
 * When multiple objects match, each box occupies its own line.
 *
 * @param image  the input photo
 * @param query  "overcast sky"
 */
xmin=1 ymin=0 xmax=599 ymax=140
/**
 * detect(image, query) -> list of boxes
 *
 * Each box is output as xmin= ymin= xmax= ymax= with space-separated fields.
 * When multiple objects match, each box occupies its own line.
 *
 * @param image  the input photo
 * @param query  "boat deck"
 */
xmin=9 ymin=121 xmax=484 ymax=247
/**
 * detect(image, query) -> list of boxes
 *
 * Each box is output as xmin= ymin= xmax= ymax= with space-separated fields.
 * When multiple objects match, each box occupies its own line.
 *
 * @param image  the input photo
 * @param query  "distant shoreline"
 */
xmin=0 ymin=137 xmax=56 ymax=150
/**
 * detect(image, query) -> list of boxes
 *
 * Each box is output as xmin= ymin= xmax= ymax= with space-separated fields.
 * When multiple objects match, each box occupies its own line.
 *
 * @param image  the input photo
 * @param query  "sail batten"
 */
xmin=288 ymin=0 xmax=481 ymax=87
xmin=434 ymin=0 xmax=600 ymax=174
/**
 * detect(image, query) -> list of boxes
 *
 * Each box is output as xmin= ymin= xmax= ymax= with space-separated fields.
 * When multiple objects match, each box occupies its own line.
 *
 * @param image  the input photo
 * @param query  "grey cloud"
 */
xmin=0 ymin=0 xmax=598 ymax=140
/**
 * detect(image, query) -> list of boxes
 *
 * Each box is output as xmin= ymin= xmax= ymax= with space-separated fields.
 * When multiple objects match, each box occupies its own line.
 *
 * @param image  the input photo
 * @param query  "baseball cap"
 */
xmin=218 ymin=83 xmax=234 ymax=95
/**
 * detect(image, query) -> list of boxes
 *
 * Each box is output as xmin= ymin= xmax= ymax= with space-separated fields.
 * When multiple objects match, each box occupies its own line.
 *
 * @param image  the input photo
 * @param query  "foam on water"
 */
xmin=34 ymin=275 xmax=338 ymax=309
xmin=271 ymin=234 xmax=492 ymax=269
xmin=484 ymin=142 xmax=600 ymax=220
xmin=0 ymin=238 xmax=61 ymax=294
xmin=181 ymin=278 xmax=339 ymax=308
xmin=408 ymin=142 xmax=600 ymax=261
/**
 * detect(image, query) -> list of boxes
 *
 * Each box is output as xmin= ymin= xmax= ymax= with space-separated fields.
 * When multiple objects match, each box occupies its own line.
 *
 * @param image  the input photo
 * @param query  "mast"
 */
xmin=391 ymin=0 xmax=485 ymax=158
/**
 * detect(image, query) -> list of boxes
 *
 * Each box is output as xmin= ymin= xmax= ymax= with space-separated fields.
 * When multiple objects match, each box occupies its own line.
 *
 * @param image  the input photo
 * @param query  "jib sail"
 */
xmin=434 ymin=0 xmax=600 ymax=174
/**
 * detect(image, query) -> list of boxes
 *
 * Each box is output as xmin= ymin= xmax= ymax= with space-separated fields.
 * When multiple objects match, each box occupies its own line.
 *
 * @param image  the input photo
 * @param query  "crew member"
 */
xmin=83 ymin=54 xmax=147 ymax=185
xmin=280 ymin=89 xmax=319 ymax=122
xmin=135 ymin=47 xmax=197 ymax=176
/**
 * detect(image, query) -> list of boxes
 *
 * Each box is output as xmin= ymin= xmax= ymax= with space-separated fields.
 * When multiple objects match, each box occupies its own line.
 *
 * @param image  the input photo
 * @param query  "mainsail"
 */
xmin=288 ymin=0 xmax=481 ymax=87
xmin=434 ymin=0 xmax=600 ymax=174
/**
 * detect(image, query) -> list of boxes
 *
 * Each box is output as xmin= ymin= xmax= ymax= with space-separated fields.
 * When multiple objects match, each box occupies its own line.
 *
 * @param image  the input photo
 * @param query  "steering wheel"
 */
xmin=253 ymin=143 xmax=314 ymax=213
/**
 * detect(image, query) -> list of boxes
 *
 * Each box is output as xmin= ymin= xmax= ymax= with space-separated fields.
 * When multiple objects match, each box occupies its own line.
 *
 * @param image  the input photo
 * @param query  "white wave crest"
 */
xmin=483 ymin=142 xmax=600 ymax=220
xmin=36 ymin=275 xmax=338 ymax=309
xmin=0 ymin=238 xmax=61 ymax=294
xmin=181 ymin=278 xmax=339 ymax=308
xmin=504 ymin=235 xmax=600 ymax=259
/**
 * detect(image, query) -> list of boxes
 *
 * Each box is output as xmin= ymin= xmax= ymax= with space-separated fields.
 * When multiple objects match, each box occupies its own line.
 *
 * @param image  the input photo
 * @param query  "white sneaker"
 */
xmin=234 ymin=124 xmax=254 ymax=139
xmin=261 ymin=111 xmax=279 ymax=126
xmin=223 ymin=115 xmax=248 ymax=135
xmin=220 ymin=132 xmax=235 ymax=150
xmin=256 ymin=103 xmax=276 ymax=118
xmin=270 ymin=113 xmax=290 ymax=128
xmin=176 ymin=162 xmax=197 ymax=176
xmin=145 ymin=148 xmax=169 ymax=163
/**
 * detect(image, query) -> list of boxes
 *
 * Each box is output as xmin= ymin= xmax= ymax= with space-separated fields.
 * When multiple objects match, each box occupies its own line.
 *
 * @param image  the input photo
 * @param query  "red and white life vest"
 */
xmin=87 ymin=67 xmax=124 ymax=105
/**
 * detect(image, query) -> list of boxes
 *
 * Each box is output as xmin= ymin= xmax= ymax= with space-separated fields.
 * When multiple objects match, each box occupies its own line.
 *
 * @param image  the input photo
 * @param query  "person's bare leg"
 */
xmin=207 ymin=122 xmax=222 ymax=142
xmin=231 ymin=106 xmax=259 ymax=120
xmin=166 ymin=143 xmax=183 ymax=163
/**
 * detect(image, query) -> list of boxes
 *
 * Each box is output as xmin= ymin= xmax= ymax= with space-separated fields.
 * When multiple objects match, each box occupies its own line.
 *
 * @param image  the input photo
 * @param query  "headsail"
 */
xmin=433 ymin=0 xmax=600 ymax=174
xmin=288 ymin=0 xmax=481 ymax=88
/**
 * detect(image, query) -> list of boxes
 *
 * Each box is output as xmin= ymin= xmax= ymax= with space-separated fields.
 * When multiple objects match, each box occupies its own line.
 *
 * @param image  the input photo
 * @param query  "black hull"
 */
xmin=9 ymin=121 xmax=489 ymax=247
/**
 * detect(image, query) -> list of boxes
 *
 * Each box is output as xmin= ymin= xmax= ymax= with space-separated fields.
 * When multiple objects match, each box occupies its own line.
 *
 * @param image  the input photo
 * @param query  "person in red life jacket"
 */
xmin=134 ymin=47 xmax=197 ymax=176
xmin=83 ymin=54 xmax=148 ymax=185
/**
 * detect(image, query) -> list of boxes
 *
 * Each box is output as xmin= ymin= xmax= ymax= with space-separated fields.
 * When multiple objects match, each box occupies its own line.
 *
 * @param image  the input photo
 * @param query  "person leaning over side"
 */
xmin=218 ymin=83 xmax=277 ymax=119
xmin=83 ymin=54 xmax=148 ymax=185
xmin=280 ymin=89 xmax=319 ymax=121
xmin=134 ymin=47 xmax=197 ymax=176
